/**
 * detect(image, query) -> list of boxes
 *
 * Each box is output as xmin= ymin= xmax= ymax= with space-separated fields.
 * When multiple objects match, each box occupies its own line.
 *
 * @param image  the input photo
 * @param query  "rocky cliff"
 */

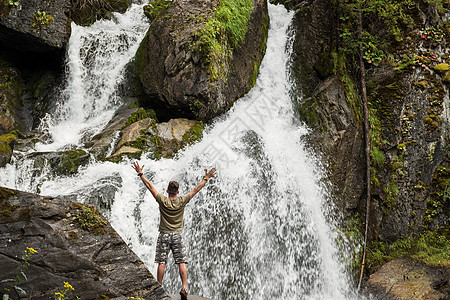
xmin=0 ymin=187 xmax=170 ymax=300
xmin=281 ymin=0 xmax=449 ymax=297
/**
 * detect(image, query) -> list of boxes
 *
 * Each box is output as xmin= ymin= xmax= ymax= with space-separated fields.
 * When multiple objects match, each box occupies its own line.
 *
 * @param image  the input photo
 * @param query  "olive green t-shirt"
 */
xmin=156 ymin=193 xmax=191 ymax=232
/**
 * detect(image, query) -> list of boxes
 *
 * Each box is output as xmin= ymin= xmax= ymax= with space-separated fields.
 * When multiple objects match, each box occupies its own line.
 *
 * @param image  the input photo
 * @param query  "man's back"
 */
xmin=156 ymin=193 xmax=191 ymax=232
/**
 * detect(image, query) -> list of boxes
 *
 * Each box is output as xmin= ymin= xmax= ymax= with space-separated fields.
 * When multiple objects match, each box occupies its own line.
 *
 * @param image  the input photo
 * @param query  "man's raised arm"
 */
xmin=132 ymin=161 xmax=158 ymax=199
xmin=189 ymin=168 xmax=216 ymax=199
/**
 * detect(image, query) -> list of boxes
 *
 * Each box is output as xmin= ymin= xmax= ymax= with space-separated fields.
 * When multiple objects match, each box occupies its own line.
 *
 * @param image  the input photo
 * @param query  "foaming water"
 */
xmin=36 ymin=2 xmax=149 ymax=152
xmin=0 ymin=3 xmax=361 ymax=299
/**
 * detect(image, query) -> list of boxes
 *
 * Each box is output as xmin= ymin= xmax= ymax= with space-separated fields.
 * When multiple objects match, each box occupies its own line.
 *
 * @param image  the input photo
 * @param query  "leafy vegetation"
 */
xmin=31 ymin=10 xmax=54 ymax=32
xmin=54 ymin=281 xmax=75 ymax=300
xmin=1 ymin=247 xmax=38 ymax=299
xmin=7 ymin=0 xmax=18 ymax=7
xmin=367 ymin=230 xmax=450 ymax=270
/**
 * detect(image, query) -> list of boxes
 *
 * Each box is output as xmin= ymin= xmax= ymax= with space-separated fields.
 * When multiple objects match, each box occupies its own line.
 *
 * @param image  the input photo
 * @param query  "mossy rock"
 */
xmin=298 ymin=98 xmax=321 ymax=127
xmin=433 ymin=63 xmax=449 ymax=73
xmin=0 ymin=132 xmax=17 ymax=167
xmin=182 ymin=121 xmax=204 ymax=146
xmin=0 ymin=187 xmax=19 ymax=222
xmin=71 ymin=0 xmax=131 ymax=26
xmin=30 ymin=149 xmax=90 ymax=177
xmin=74 ymin=205 xmax=108 ymax=234
xmin=414 ymin=80 xmax=428 ymax=89
xmin=442 ymin=71 xmax=450 ymax=85
xmin=143 ymin=0 xmax=172 ymax=22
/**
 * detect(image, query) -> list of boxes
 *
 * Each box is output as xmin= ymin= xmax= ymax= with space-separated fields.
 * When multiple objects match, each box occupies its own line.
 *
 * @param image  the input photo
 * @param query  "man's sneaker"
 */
xmin=180 ymin=288 xmax=188 ymax=300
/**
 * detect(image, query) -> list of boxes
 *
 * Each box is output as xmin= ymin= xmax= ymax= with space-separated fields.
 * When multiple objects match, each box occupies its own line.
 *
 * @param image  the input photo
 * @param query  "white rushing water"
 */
xmin=0 ymin=3 xmax=360 ymax=300
xmin=36 ymin=1 xmax=149 ymax=152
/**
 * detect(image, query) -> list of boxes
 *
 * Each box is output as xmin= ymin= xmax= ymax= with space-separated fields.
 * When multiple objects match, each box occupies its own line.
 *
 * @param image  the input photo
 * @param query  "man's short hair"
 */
xmin=167 ymin=181 xmax=179 ymax=194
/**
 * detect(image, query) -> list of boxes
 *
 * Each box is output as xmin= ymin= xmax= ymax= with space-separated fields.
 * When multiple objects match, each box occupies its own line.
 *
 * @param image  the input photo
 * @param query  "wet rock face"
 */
xmin=0 ymin=66 xmax=22 ymax=134
xmin=135 ymin=0 xmax=269 ymax=121
xmin=293 ymin=0 xmax=364 ymax=220
xmin=298 ymin=77 xmax=365 ymax=216
xmin=0 ymin=0 xmax=71 ymax=53
xmin=0 ymin=187 xmax=170 ymax=300
xmin=366 ymin=258 xmax=450 ymax=299
xmin=71 ymin=0 xmax=132 ymax=26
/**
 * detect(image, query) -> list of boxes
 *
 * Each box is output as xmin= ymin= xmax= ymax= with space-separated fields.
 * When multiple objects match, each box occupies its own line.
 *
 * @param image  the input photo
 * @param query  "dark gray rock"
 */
xmin=298 ymin=77 xmax=365 ymax=216
xmin=27 ymin=149 xmax=91 ymax=179
xmin=84 ymin=106 xmax=140 ymax=160
xmin=135 ymin=0 xmax=269 ymax=121
xmin=0 ymin=66 xmax=22 ymax=134
xmin=71 ymin=0 xmax=132 ymax=27
xmin=0 ymin=187 xmax=170 ymax=300
xmin=0 ymin=0 xmax=72 ymax=53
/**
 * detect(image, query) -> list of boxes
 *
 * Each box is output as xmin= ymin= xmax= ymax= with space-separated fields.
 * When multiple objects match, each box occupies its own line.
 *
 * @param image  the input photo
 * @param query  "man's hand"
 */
xmin=189 ymin=167 xmax=216 ymax=199
xmin=204 ymin=168 xmax=216 ymax=181
xmin=132 ymin=161 xmax=144 ymax=174
xmin=132 ymin=161 xmax=158 ymax=199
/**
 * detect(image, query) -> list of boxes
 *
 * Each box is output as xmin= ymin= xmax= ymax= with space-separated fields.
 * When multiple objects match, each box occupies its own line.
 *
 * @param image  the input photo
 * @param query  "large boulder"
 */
xmin=366 ymin=258 xmax=449 ymax=299
xmin=109 ymin=117 xmax=204 ymax=160
xmin=0 ymin=0 xmax=72 ymax=53
xmin=0 ymin=187 xmax=170 ymax=300
xmin=84 ymin=106 xmax=142 ymax=160
xmin=135 ymin=0 xmax=269 ymax=121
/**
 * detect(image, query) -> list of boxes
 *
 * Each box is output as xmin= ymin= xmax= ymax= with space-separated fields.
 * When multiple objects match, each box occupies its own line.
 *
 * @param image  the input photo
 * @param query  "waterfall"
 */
xmin=0 ymin=2 xmax=361 ymax=299
xmin=36 ymin=1 xmax=149 ymax=152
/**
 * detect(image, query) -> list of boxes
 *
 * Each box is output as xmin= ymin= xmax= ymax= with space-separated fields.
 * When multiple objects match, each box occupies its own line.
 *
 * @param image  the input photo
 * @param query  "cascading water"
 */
xmin=36 ymin=1 xmax=150 ymax=151
xmin=0 ymin=2 xmax=362 ymax=300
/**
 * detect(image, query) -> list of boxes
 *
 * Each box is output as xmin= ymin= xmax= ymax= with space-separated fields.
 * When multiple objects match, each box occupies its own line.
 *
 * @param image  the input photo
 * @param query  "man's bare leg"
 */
xmin=179 ymin=263 xmax=187 ymax=290
xmin=157 ymin=263 xmax=166 ymax=285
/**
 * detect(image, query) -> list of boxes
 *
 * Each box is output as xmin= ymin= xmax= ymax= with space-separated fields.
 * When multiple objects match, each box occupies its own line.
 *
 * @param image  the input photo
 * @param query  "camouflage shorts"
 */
xmin=155 ymin=231 xmax=188 ymax=264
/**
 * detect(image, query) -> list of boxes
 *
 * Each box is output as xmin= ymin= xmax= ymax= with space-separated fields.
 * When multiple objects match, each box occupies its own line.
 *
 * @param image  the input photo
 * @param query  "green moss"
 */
xmin=0 ymin=187 xmax=16 ymax=222
xmin=125 ymin=108 xmax=156 ymax=127
xmin=31 ymin=11 xmax=54 ymax=32
xmin=74 ymin=205 xmax=108 ymax=235
xmin=298 ymin=98 xmax=321 ymax=127
xmin=0 ymin=133 xmax=17 ymax=154
xmin=249 ymin=8 xmax=268 ymax=87
xmin=191 ymin=0 xmax=254 ymax=80
xmin=414 ymin=80 xmax=428 ymax=89
xmin=370 ymin=146 xmax=385 ymax=168
xmin=314 ymin=47 xmax=336 ymax=78
xmin=55 ymin=149 xmax=89 ymax=176
xmin=433 ymin=63 xmax=449 ymax=73
xmin=367 ymin=230 xmax=450 ymax=271
xmin=105 ymin=0 xmax=130 ymax=12
xmin=425 ymin=166 xmax=450 ymax=224
xmin=341 ymin=74 xmax=361 ymax=123
xmin=383 ymin=180 xmax=399 ymax=207
xmin=128 ymin=135 xmax=148 ymax=150
xmin=182 ymin=121 xmax=204 ymax=145
xmin=134 ymin=33 xmax=150 ymax=77
xmin=143 ymin=0 xmax=171 ymax=21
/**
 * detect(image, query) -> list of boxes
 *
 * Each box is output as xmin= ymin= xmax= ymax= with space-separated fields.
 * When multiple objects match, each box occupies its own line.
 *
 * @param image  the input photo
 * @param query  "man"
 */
xmin=132 ymin=161 xmax=216 ymax=300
